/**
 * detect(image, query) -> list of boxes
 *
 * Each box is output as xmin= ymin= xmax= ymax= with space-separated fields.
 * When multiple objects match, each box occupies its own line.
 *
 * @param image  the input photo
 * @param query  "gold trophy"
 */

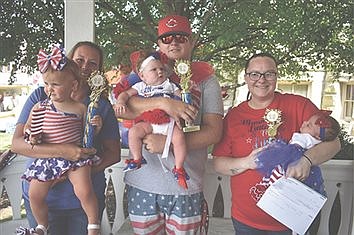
xmin=174 ymin=59 xmax=200 ymax=132
xmin=263 ymin=108 xmax=282 ymax=139
xmin=83 ymin=71 xmax=109 ymax=147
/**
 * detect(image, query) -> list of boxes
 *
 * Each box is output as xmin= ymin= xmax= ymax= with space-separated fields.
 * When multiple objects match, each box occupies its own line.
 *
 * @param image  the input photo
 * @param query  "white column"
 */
xmin=352 ymin=162 xmax=354 ymax=235
xmin=309 ymin=71 xmax=325 ymax=108
xmin=64 ymin=0 xmax=95 ymax=51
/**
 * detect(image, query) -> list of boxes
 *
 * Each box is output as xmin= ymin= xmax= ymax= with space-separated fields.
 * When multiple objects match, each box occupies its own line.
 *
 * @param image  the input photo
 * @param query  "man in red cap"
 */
xmin=157 ymin=14 xmax=193 ymax=61
xmin=118 ymin=14 xmax=224 ymax=234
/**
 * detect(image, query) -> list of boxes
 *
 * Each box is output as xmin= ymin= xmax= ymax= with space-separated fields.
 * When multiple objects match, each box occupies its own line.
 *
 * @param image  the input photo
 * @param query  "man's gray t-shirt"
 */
xmin=124 ymin=75 xmax=224 ymax=195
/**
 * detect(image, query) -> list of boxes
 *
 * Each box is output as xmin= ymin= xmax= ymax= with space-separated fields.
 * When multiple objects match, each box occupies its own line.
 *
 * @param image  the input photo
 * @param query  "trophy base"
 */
xmin=183 ymin=125 xmax=200 ymax=133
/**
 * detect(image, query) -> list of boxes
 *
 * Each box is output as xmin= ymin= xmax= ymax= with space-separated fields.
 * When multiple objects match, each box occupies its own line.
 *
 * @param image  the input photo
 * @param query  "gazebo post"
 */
xmin=64 ymin=0 xmax=95 ymax=51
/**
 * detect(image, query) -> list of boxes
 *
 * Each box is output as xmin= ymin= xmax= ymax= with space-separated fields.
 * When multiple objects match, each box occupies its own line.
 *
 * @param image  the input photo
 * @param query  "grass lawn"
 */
xmin=0 ymin=132 xmax=12 ymax=153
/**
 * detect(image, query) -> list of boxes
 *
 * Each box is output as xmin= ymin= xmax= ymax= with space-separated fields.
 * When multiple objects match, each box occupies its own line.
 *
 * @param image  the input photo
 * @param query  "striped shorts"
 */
xmin=127 ymin=185 xmax=209 ymax=235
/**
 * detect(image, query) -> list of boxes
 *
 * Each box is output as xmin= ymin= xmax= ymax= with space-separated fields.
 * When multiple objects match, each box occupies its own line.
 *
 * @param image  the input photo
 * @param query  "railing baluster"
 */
xmin=0 ymin=154 xmax=353 ymax=235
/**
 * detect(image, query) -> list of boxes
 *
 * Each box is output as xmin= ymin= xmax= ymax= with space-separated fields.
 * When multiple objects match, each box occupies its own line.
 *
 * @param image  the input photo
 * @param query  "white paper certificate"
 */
xmin=256 ymin=177 xmax=327 ymax=235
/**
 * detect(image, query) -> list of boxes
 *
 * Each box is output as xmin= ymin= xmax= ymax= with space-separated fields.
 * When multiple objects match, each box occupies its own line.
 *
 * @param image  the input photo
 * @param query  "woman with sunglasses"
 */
xmin=11 ymin=41 xmax=120 ymax=235
xmin=212 ymin=53 xmax=341 ymax=234
xmin=116 ymin=15 xmax=224 ymax=234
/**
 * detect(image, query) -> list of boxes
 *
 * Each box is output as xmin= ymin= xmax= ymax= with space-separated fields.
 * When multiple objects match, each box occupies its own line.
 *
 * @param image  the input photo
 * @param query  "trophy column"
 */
xmin=174 ymin=60 xmax=200 ymax=132
xmin=83 ymin=71 xmax=109 ymax=147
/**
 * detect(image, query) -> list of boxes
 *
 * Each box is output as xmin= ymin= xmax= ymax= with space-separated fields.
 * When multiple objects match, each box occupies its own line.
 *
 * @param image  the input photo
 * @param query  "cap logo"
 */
xmin=166 ymin=18 xmax=178 ymax=28
xmin=158 ymin=15 xmax=191 ymax=37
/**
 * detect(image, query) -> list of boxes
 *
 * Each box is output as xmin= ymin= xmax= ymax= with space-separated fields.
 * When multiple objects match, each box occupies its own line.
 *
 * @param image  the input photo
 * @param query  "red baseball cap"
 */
xmin=158 ymin=15 xmax=192 ymax=38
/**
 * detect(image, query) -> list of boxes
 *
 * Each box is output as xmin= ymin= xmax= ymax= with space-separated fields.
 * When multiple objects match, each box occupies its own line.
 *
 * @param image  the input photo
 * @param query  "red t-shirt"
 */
xmin=212 ymin=92 xmax=319 ymax=231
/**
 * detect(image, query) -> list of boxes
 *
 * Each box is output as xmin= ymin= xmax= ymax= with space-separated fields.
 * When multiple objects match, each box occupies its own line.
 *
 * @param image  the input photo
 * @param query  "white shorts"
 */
xmin=151 ymin=122 xmax=170 ymax=135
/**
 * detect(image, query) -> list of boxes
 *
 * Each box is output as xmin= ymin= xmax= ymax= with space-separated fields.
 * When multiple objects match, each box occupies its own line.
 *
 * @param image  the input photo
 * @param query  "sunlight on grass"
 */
xmin=0 ymin=132 xmax=12 ymax=153
xmin=0 ymin=201 xmax=26 ymax=222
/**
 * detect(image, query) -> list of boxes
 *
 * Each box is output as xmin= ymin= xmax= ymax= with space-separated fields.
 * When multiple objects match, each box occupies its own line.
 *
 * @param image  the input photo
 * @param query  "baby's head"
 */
xmin=135 ymin=50 xmax=167 ymax=86
xmin=42 ymin=58 xmax=81 ymax=83
xmin=300 ymin=111 xmax=340 ymax=141
xmin=38 ymin=45 xmax=82 ymax=96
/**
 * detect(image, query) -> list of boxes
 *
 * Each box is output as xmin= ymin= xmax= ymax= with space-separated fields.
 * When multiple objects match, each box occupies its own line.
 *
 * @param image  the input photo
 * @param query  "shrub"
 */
xmin=334 ymin=127 xmax=354 ymax=160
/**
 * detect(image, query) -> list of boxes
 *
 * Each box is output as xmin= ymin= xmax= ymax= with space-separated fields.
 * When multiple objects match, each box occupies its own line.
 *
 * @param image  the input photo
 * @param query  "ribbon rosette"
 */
xmin=263 ymin=108 xmax=282 ymax=139
xmin=174 ymin=59 xmax=192 ymax=91
xmin=37 ymin=45 xmax=66 ymax=73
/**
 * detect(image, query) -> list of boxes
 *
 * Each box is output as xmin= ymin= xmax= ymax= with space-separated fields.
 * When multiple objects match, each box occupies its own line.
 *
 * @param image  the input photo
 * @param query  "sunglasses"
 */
xmin=159 ymin=34 xmax=189 ymax=44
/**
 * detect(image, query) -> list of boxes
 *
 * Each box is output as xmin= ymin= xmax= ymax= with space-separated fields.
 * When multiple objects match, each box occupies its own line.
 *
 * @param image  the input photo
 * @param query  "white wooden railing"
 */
xmin=1 ymin=150 xmax=353 ymax=235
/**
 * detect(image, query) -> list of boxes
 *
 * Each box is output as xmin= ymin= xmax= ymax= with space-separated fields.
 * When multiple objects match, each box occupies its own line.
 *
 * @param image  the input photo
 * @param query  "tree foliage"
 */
xmin=1 ymin=0 xmax=353 ymax=83
xmin=0 ymin=0 xmax=64 ymax=72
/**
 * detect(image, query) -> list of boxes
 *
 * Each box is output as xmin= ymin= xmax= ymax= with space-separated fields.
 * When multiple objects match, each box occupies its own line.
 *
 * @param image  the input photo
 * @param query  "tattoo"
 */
xmin=230 ymin=168 xmax=240 ymax=175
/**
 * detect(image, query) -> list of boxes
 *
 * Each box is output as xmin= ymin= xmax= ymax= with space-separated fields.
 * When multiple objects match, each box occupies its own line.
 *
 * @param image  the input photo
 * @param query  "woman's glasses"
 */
xmin=159 ymin=34 xmax=189 ymax=44
xmin=245 ymin=71 xmax=277 ymax=81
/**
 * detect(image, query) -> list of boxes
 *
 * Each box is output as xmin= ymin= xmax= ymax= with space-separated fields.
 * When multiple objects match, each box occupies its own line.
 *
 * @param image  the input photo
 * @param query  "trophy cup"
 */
xmin=174 ymin=59 xmax=200 ymax=132
xmin=83 ymin=71 xmax=109 ymax=148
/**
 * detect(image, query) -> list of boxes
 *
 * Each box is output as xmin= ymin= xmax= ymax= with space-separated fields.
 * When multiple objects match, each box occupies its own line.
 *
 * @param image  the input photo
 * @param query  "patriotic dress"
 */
xmin=132 ymin=79 xmax=179 ymax=134
xmin=22 ymin=99 xmax=94 ymax=182
xmin=255 ymin=133 xmax=325 ymax=195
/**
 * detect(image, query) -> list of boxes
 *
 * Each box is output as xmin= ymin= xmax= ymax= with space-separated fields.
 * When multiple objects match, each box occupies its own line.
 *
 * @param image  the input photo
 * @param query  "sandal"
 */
xmin=35 ymin=225 xmax=47 ymax=235
xmin=172 ymin=166 xmax=190 ymax=189
xmin=123 ymin=157 xmax=147 ymax=172
xmin=16 ymin=227 xmax=35 ymax=235
xmin=16 ymin=224 xmax=47 ymax=235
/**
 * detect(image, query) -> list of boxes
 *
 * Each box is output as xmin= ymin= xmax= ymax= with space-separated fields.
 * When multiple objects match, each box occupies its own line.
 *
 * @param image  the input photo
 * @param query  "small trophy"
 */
xmin=83 ymin=71 xmax=109 ymax=148
xmin=263 ymin=108 xmax=282 ymax=140
xmin=174 ymin=59 xmax=200 ymax=132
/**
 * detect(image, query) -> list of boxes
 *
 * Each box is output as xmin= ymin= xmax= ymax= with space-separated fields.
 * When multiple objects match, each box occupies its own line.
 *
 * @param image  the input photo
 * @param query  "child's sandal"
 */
xmin=35 ymin=225 xmax=47 ymax=235
xmin=16 ymin=224 xmax=47 ymax=235
xmin=16 ymin=226 xmax=34 ymax=235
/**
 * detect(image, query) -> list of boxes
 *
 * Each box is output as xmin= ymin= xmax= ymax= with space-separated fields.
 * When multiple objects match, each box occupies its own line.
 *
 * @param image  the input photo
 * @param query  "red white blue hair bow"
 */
xmin=37 ymin=45 xmax=67 ymax=73
xmin=315 ymin=110 xmax=332 ymax=140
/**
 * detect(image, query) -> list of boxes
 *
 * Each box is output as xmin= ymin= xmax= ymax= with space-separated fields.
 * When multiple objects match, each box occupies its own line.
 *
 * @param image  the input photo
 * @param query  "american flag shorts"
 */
xmin=126 ymin=185 xmax=208 ymax=235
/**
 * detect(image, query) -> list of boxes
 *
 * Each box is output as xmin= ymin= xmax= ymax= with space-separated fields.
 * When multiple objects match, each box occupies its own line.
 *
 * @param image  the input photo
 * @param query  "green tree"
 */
xmin=1 ymin=0 xmax=353 ymax=81
xmin=0 ymin=0 xmax=64 ymax=72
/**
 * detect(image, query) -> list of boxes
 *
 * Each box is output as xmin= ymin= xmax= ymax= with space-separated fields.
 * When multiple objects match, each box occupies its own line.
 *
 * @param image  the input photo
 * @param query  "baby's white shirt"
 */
xmin=289 ymin=133 xmax=322 ymax=149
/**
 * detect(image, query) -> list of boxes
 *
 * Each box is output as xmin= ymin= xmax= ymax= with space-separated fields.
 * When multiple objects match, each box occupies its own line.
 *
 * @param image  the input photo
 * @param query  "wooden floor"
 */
xmin=0 ymin=217 xmax=235 ymax=235
xmin=115 ymin=217 xmax=234 ymax=235
xmin=0 ymin=218 xmax=28 ymax=235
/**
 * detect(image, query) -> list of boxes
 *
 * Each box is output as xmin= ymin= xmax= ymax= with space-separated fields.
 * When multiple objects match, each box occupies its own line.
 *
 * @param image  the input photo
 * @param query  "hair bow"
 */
xmin=315 ymin=110 xmax=332 ymax=140
xmin=151 ymin=51 xmax=169 ymax=65
xmin=37 ymin=45 xmax=67 ymax=73
xmin=315 ymin=110 xmax=332 ymax=128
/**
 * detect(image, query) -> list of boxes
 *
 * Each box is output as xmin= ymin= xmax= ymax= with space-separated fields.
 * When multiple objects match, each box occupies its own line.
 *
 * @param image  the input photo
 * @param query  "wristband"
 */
xmin=303 ymin=154 xmax=313 ymax=166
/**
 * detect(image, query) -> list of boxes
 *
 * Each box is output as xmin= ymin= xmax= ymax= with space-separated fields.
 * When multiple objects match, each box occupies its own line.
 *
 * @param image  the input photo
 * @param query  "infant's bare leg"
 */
xmin=68 ymin=166 xmax=99 ymax=235
xmin=128 ymin=122 xmax=153 ymax=161
xmin=172 ymin=125 xmax=187 ymax=169
xmin=28 ymin=179 xmax=53 ymax=231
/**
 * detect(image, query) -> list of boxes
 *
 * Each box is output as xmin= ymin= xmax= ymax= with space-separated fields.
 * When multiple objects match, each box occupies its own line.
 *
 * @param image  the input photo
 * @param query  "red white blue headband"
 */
xmin=37 ymin=44 xmax=67 ymax=73
xmin=139 ymin=55 xmax=158 ymax=72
